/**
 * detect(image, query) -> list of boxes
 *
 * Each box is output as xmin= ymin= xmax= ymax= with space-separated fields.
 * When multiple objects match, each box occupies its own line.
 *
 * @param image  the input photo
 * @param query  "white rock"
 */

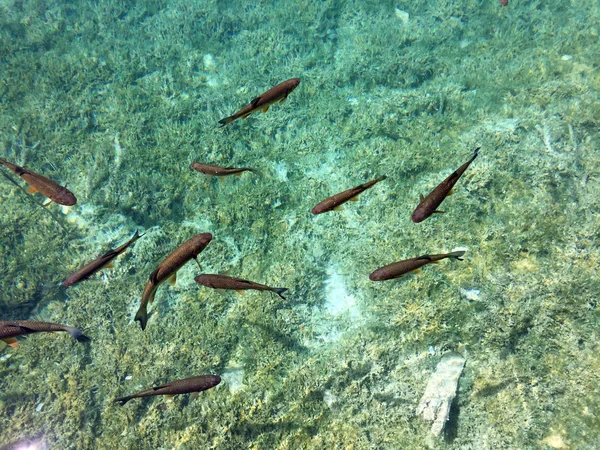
xmin=416 ymin=352 xmax=466 ymax=436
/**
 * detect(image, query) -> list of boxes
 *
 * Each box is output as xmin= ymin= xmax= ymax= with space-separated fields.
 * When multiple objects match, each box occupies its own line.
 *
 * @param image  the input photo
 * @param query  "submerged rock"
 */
xmin=416 ymin=352 xmax=466 ymax=436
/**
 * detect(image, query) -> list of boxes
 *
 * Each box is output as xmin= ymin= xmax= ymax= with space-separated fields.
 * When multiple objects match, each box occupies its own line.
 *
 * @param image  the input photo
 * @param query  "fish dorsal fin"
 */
xmin=168 ymin=272 xmax=177 ymax=286
xmin=190 ymin=392 xmax=199 ymax=401
xmin=262 ymin=105 xmax=269 ymax=113
xmin=349 ymin=195 xmax=359 ymax=202
xmin=149 ymin=267 xmax=161 ymax=284
xmin=250 ymin=96 xmax=262 ymax=107
xmin=153 ymin=383 xmax=170 ymax=391
xmin=419 ymin=193 xmax=424 ymax=202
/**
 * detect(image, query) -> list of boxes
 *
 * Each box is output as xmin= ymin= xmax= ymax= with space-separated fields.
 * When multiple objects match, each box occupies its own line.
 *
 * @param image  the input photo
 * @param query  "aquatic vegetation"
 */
xmin=1 ymin=0 xmax=600 ymax=448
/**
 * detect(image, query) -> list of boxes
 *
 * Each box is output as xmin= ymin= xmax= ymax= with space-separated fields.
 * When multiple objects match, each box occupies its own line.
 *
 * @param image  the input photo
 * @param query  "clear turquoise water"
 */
xmin=1 ymin=0 xmax=599 ymax=448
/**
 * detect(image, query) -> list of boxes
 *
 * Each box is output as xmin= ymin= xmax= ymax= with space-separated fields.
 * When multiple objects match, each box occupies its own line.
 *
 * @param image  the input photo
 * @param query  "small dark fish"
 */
xmin=115 ymin=374 xmax=221 ymax=406
xmin=218 ymin=78 xmax=301 ymax=127
xmin=190 ymin=162 xmax=259 ymax=177
xmin=369 ymin=251 xmax=466 ymax=281
xmin=0 ymin=320 xmax=90 ymax=349
xmin=195 ymin=274 xmax=288 ymax=299
xmin=411 ymin=148 xmax=479 ymax=223
xmin=0 ymin=157 xmax=77 ymax=206
xmin=63 ymin=231 xmax=144 ymax=287
xmin=312 ymin=176 xmax=387 ymax=215
xmin=135 ymin=233 xmax=212 ymax=330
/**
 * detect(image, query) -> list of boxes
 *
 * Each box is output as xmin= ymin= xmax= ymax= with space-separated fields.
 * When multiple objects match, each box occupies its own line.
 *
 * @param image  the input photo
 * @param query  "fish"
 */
xmin=63 ymin=231 xmax=144 ymax=287
xmin=369 ymin=251 xmax=466 ymax=281
xmin=0 ymin=157 xmax=77 ymax=206
xmin=190 ymin=162 xmax=260 ymax=177
xmin=114 ymin=374 xmax=221 ymax=405
xmin=195 ymin=274 xmax=288 ymax=299
xmin=135 ymin=232 xmax=213 ymax=330
xmin=411 ymin=148 xmax=479 ymax=223
xmin=0 ymin=320 xmax=90 ymax=349
xmin=218 ymin=78 xmax=301 ymax=127
xmin=311 ymin=176 xmax=387 ymax=215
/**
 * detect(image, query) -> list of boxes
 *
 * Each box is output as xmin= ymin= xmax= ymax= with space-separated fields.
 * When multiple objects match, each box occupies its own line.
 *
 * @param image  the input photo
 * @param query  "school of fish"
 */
xmin=1 ymin=76 xmax=480 ymax=410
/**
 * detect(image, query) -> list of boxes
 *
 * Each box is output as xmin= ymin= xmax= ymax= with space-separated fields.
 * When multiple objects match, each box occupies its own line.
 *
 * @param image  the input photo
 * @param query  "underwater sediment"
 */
xmin=1 ymin=0 xmax=600 ymax=449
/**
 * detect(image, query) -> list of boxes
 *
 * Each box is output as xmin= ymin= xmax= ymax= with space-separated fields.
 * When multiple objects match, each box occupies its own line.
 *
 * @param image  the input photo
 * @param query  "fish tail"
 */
xmin=472 ymin=147 xmax=481 ymax=159
xmin=376 ymin=175 xmax=387 ymax=182
xmin=448 ymin=250 xmax=466 ymax=261
xmin=64 ymin=326 xmax=91 ymax=342
xmin=274 ymin=288 xmax=288 ymax=300
xmin=135 ymin=304 xmax=148 ymax=331
xmin=115 ymin=396 xmax=133 ymax=406
xmin=249 ymin=168 xmax=263 ymax=177
xmin=132 ymin=230 xmax=145 ymax=241
xmin=218 ymin=116 xmax=235 ymax=127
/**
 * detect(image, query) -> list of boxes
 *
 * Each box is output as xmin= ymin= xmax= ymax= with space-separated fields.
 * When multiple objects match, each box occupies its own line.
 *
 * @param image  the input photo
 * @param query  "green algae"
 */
xmin=1 ymin=0 xmax=600 ymax=448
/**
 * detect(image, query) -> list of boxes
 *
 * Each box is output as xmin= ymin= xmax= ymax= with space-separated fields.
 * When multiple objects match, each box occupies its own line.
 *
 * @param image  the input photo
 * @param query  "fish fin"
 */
xmin=42 ymin=198 xmax=53 ymax=207
xmin=449 ymin=250 xmax=466 ymax=261
xmin=2 ymin=338 xmax=18 ymax=348
xmin=419 ymin=193 xmax=424 ymax=202
xmin=262 ymin=106 xmax=269 ymax=113
xmin=412 ymin=269 xmax=422 ymax=274
xmin=148 ymin=290 xmax=156 ymax=303
xmin=194 ymin=257 xmax=202 ymax=270
xmin=249 ymin=168 xmax=263 ymax=177
xmin=167 ymin=394 xmax=175 ymax=398
xmin=242 ymin=113 xmax=251 ymax=119
xmin=235 ymin=172 xmax=244 ymax=177
xmin=130 ymin=230 xmax=143 ymax=241
xmin=115 ymin=395 xmax=134 ymax=405
xmin=218 ymin=116 xmax=235 ymax=127
xmin=431 ymin=261 xmax=440 ymax=264
xmin=349 ymin=196 xmax=359 ymax=201
xmin=0 ymin=340 xmax=6 ymax=352
xmin=61 ymin=205 xmax=70 ymax=215
xmin=168 ymin=272 xmax=177 ymax=286
xmin=274 ymin=288 xmax=288 ymax=300
xmin=64 ymin=326 xmax=91 ymax=342
xmin=333 ymin=205 xmax=343 ymax=211
xmin=433 ymin=210 xmax=446 ymax=214
xmin=279 ymin=97 xmax=286 ymax=104
xmin=149 ymin=267 xmax=161 ymax=285
xmin=103 ymin=262 xmax=115 ymax=269
xmin=447 ymin=189 xmax=454 ymax=196
xmin=190 ymin=392 xmax=199 ymax=401
xmin=27 ymin=186 xmax=38 ymax=194
xmin=134 ymin=304 xmax=148 ymax=331
xmin=250 ymin=96 xmax=261 ymax=107
xmin=236 ymin=290 xmax=244 ymax=295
